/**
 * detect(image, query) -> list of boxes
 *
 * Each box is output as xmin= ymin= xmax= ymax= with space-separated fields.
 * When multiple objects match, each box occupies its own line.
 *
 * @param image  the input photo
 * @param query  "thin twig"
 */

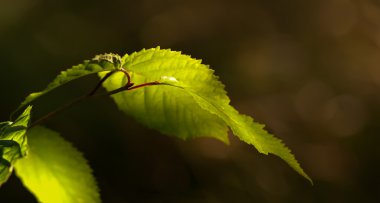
xmin=29 ymin=69 xmax=131 ymax=128
xmin=29 ymin=69 xmax=174 ymax=128
xmin=87 ymin=71 xmax=117 ymax=96
xmin=29 ymin=95 xmax=88 ymax=128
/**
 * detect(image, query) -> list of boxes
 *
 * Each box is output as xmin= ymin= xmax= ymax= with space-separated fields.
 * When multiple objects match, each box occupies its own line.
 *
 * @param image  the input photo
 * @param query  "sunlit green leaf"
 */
xmin=100 ymin=47 xmax=229 ymax=143
xmin=0 ymin=106 xmax=31 ymax=186
xmin=188 ymin=92 xmax=313 ymax=183
xmin=14 ymin=126 xmax=100 ymax=203
xmin=102 ymin=47 xmax=311 ymax=182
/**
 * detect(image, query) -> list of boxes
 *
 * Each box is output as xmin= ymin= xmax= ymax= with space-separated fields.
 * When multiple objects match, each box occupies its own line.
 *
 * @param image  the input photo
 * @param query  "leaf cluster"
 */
xmin=0 ymin=47 xmax=311 ymax=202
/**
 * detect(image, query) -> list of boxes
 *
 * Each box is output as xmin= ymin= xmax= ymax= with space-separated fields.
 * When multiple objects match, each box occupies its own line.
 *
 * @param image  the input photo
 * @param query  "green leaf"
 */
xmin=14 ymin=53 xmax=121 ymax=114
xmin=100 ymin=47 xmax=229 ymax=143
xmin=14 ymin=126 xmax=100 ymax=203
xmin=0 ymin=106 xmax=32 ymax=186
xmin=188 ymin=92 xmax=313 ymax=183
xmin=102 ymin=47 xmax=311 ymax=183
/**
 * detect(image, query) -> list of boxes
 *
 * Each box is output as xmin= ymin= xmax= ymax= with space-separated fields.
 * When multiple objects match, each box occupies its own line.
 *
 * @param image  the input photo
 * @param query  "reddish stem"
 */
xmin=127 ymin=81 xmax=161 ymax=91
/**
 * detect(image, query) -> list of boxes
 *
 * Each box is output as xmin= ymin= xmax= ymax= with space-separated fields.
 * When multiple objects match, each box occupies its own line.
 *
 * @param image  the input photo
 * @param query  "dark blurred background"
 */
xmin=1 ymin=0 xmax=380 ymax=202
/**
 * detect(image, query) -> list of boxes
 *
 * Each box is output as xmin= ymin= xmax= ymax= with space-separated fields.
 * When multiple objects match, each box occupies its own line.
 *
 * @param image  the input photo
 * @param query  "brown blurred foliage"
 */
xmin=1 ymin=0 xmax=380 ymax=202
